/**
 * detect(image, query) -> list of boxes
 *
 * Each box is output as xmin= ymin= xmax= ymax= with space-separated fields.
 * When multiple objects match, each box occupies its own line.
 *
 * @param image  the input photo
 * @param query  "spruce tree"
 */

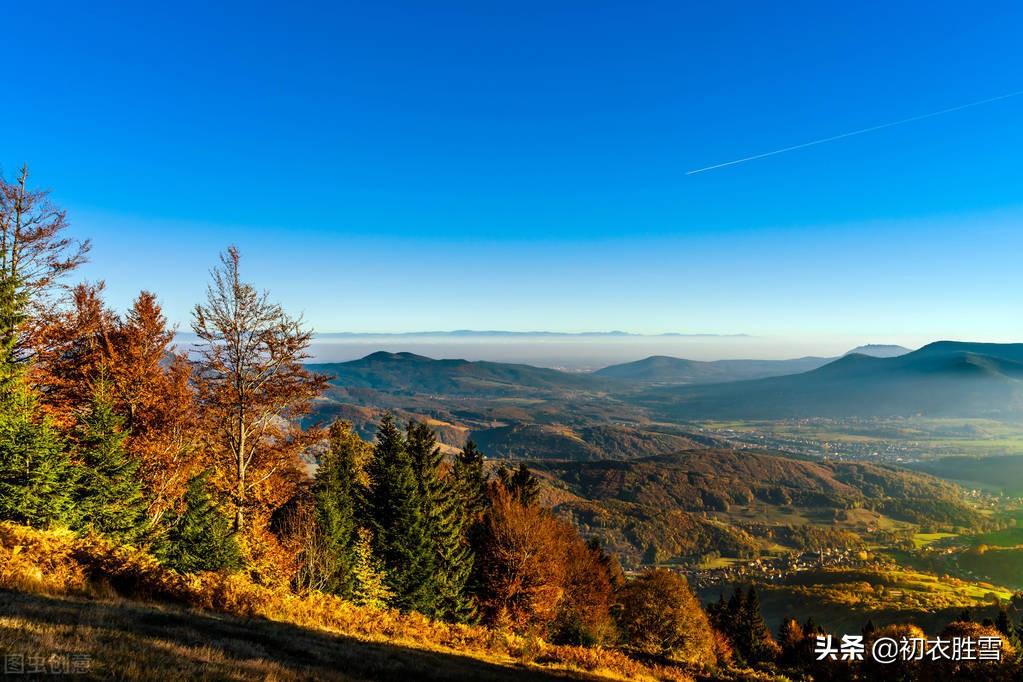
xmin=498 ymin=462 xmax=540 ymax=506
xmin=73 ymin=382 xmax=148 ymax=543
xmin=313 ymin=420 xmax=366 ymax=597
xmin=739 ymin=587 xmax=779 ymax=663
xmin=366 ymin=414 xmax=435 ymax=613
xmin=158 ymin=472 xmax=242 ymax=573
xmin=453 ymin=440 xmax=488 ymax=521
xmin=406 ymin=420 xmax=475 ymax=622
xmin=0 ymin=387 xmax=74 ymax=528
xmin=0 ymin=262 xmax=74 ymax=528
xmin=350 ymin=527 xmax=393 ymax=608
xmin=0 ymin=270 xmax=27 ymax=394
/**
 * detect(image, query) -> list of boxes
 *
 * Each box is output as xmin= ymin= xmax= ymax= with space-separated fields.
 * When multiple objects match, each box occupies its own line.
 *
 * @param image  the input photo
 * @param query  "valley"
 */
xmin=306 ymin=342 xmax=1023 ymax=611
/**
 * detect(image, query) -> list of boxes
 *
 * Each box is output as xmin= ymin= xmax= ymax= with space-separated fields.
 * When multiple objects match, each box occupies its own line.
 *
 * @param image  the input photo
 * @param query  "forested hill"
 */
xmin=633 ymin=341 xmax=1023 ymax=419
xmin=535 ymin=449 xmax=977 ymax=524
xmin=594 ymin=345 xmax=910 ymax=385
xmin=593 ymin=355 xmax=831 ymax=385
xmin=309 ymin=351 xmax=616 ymax=396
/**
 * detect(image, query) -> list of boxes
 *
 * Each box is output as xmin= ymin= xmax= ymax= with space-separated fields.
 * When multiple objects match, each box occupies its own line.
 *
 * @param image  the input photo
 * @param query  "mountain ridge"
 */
xmin=634 ymin=341 xmax=1023 ymax=419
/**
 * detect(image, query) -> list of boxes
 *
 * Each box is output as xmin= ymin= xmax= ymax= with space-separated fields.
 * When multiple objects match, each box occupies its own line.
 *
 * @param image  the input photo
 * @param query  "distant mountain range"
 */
xmin=594 ymin=344 xmax=910 ymax=385
xmin=309 ymin=342 xmax=1023 ymax=422
xmin=635 ymin=341 xmax=1023 ymax=419
xmin=311 ymin=330 xmax=749 ymax=338
xmin=594 ymin=355 xmax=832 ymax=385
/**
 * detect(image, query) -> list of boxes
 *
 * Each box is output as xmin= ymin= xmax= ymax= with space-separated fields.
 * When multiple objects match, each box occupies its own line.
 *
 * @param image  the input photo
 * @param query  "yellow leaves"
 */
xmin=2 ymin=520 xmax=695 ymax=682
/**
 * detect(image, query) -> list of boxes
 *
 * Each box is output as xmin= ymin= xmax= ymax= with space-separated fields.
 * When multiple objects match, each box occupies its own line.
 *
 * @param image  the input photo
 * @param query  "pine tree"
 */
xmin=740 ymin=587 xmax=779 ymax=663
xmin=366 ymin=415 xmax=435 ymax=613
xmin=0 ymin=386 xmax=74 ymax=527
xmin=0 ymin=269 xmax=27 ymax=394
xmin=406 ymin=420 xmax=475 ymax=622
xmin=778 ymin=617 xmax=805 ymax=664
xmin=453 ymin=440 xmax=488 ymax=521
xmin=498 ymin=463 xmax=540 ymax=506
xmin=713 ymin=587 xmax=780 ymax=664
xmin=350 ymin=527 xmax=393 ymax=609
xmin=313 ymin=420 xmax=366 ymax=597
xmin=73 ymin=381 xmax=148 ymax=543
xmin=158 ymin=472 xmax=242 ymax=573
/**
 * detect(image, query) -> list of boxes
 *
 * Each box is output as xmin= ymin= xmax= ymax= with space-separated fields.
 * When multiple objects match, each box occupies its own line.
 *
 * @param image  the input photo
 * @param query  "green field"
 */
xmin=912 ymin=532 xmax=958 ymax=549
xmin=703 ymin=567 xmax=1013 ymax=633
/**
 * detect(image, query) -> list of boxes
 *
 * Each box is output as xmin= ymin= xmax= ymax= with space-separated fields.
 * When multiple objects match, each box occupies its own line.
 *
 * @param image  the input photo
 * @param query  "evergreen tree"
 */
xmin=158 ymin=472 xmax=242 ymax=573
xmin=0 ymin=269 xmax=27 ymax=394
xmin=498 ymin=462 xmax=540 ymax=506
xmin=73 ymin=382 xmax=148 ymax=543
xmin=366 ymin=414 xmax=435 ymax=613
xmin=350 ymin=527 xmax=393 ymax=609
xmin=0 ymin=387 xmax=74 ymax=527
xmin=0 ymin=223 xmax=75 ymax=528
xmin=453 ymin=440 xmax=488 ymax=521
xmin=313 ymin=420 xmax=366 ymax=597
xmin=740 ymin=587 xmax=780 ymax=663
xmin=778 ymin=617 xmax=805 ymax=664
xmin=406 ymin=420 xmax=475 ymax=622
xmin=862 ymin=619 xmax=876 ymax=638
xmin=713 ymin=587 xmax=779 ymax=664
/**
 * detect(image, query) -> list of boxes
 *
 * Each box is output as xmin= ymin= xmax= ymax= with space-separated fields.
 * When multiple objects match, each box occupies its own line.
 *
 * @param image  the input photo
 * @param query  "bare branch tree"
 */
xmin=0 ymin=165 xmax=90 ymax=363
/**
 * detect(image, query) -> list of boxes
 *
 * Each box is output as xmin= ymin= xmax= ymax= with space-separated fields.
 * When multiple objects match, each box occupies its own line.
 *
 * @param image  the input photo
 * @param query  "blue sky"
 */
xmin=4 ymin=1 xmax=1023 ymax=348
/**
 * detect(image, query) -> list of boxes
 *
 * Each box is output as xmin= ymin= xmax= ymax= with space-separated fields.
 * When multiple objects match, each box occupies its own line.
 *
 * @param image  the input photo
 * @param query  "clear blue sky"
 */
xmin=4 ymin=1 xmax=1023 ymax=346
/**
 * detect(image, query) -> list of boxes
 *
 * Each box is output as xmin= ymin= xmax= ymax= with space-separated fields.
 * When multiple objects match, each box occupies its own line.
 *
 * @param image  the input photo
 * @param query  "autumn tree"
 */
xmin=552 ymin=535 xmax=617 ymax=645
xmin=34 ymin=289 xmax=199 ymax=522
xmin=776 ymin=616 xmax=805 ymax=664
xmin=30 ymin=282 xmax=116 ymax=428
xmin=618 ymin=568 xmax=717 ymax=665
xmin=475 ymin=483 xmax=569 ymax=631
xmin=103 ymin=292 xmax=201 ymax=521
xmin=0 ymin=166 xmax=90 ymax=373
xmin=192 ymin=247 xmax=326 ymax=535
xmin=350 ymin=527 xmax=392 ymax=609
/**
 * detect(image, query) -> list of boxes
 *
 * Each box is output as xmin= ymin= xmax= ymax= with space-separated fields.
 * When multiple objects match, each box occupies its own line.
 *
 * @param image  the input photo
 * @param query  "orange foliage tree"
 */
xmin=32 ymin=285 xmax=202 ymax=523
xmin=191 ymin=247 xmax=326 ymax=541
xmin=475 ymin=482 xmax=617 ymax=642
xmin=103 ymin=292 xmax=201 ymax=523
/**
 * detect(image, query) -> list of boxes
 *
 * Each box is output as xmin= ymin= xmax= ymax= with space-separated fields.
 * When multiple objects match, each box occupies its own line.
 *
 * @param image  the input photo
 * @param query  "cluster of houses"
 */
xmin=682 ymin=547 xmax=887 ymax=590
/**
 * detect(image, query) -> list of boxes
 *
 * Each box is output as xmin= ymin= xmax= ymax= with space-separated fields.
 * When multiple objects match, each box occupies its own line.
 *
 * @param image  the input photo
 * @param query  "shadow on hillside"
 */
xmin=0 ymin=591 xmax=593 ymax=681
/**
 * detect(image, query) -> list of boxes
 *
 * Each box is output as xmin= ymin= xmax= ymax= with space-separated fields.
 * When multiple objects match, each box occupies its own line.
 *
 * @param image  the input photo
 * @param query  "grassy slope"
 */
xmin=0 ymin=591 xmax=599 ymax=682
xmin=0 ymin=523 xmax=694 ymax=682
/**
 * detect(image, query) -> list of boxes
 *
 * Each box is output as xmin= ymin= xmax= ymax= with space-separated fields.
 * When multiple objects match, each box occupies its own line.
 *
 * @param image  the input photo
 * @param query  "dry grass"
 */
xmin=0 ymin=522 xmax=696 ymax=681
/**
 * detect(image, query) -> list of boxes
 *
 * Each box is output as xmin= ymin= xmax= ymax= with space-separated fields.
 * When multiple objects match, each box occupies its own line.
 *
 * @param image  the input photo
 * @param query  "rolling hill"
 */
xmin=470 ymin=423 xmax=725 ymax=461
xmin=593 ymin=355 xmax=831 ymax=385
xmin=845 ymin=343 xmax=912 ymax=358
xmin=532 ymin=449 xmax=982 ymax=566
xmin=594 ymin=344 xmax=910 ymax=386
xmin=633 ymin=341 xmax=1023 ymax=419
xmin=309 ymin=351 xmax=614 ymax=397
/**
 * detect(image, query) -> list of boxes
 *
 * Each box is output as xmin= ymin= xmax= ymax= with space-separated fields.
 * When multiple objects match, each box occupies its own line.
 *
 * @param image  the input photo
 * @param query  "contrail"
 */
xmin=686 ymin=89 xmax=1023 ymax=175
